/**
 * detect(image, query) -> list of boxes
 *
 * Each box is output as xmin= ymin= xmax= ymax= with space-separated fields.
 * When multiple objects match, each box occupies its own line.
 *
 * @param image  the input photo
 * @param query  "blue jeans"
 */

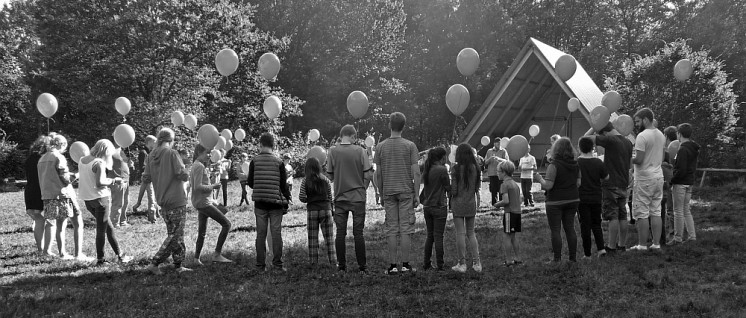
xmin=546 ymin=202 xmax=578 ymax=261
xmin=255 ymin=207 xmax=284 ymax=269
xmin=334 ymin=201 xmax=367 ymax=271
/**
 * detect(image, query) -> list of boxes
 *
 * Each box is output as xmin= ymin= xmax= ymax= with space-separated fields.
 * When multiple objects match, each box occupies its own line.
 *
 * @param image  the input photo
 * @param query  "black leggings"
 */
xmin=85 ymin=197 xmax=121 ymax=260
xmin=195 ymin=205 xmax=231 ymax=257
xmin=221 ymin=179 xmax=228 ymax=206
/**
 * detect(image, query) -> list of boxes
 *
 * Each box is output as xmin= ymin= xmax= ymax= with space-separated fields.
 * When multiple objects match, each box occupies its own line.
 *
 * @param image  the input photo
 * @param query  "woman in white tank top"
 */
xmin=79 ymin=139 xmax=132 ymax=265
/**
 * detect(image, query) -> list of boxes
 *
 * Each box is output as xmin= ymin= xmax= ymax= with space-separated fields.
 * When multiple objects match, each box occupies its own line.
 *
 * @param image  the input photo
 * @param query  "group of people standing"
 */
xmin=23 ymin=106 xmax=700 ymax=274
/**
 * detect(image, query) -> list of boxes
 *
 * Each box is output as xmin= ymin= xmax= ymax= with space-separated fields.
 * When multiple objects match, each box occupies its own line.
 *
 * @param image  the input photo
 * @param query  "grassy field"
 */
xmin=1 ymin=180 xmax=745 ymax=317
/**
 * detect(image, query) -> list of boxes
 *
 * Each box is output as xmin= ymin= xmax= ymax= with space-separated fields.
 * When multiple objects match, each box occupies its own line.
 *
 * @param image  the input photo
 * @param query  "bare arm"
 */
xmin=632 ymin=149 xmax=645 ymax=165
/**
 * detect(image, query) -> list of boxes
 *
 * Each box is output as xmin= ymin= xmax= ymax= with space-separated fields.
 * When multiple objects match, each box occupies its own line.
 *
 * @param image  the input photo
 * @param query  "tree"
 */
xmin=27 ymin=0 xmax=301 ymax=149
xmin=605 ymin=40 xmax=739 ymax=166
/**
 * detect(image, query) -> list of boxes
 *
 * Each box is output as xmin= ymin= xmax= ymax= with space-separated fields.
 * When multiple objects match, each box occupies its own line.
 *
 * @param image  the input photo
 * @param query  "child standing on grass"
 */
xmin=577 ymin=137 xmax=608 ymax=259
xmin=419 ymin=147 xmax=450 ymax=271
xmin=25 ymin=135 xmax=53 ymax=255
xmin=493 ymin=161 xmax=522 ymax=266
xmin=191 ymin=144 xmax=232 ymax=266
xmin=37 ymin=133 xmax=87 ymax=260
xmin=110 ymin=148 xmax=134 ymax=228
xmin=299 ymin=157 xmax=336 ymax=267
xmin=78 ymin=139 xmax=132 ymax=265
xmin=143 ymin=128 xmax=192 ymax=274
xmin=449 ymin=143 xmax=482 ymax=273
xmin=237 ymin=152 xmax=250 ymax=206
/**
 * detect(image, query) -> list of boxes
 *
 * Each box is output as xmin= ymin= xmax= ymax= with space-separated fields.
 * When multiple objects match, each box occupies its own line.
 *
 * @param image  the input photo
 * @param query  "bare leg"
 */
xmin=56 ymin=218 xmax=70 ymax=256
xmin=608 ymin=220 xmax=620 ymax=248
xmin=650 ymin=216 xmax=662 ymax=245
xmin=637 ymin=218 xmax=650 ymax=246
xmin=71 ymin=213 xmax=84 ymax=257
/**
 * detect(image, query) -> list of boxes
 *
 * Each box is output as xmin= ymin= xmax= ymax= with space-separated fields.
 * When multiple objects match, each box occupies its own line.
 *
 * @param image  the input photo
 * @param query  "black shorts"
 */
xmin=502 ymin=212 xmax=521 ymax=233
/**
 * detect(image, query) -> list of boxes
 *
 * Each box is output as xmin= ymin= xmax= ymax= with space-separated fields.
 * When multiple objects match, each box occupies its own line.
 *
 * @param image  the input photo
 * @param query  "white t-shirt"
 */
xmin=519 ymin=155 xmax=536 ymax=179
xmin=633 ymin=128 xmax=665 ymax=181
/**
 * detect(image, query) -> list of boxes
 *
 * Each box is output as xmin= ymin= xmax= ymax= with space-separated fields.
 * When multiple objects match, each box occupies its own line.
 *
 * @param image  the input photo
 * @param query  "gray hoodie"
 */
xmin=142 ymin=146 xmax=189 ymax=210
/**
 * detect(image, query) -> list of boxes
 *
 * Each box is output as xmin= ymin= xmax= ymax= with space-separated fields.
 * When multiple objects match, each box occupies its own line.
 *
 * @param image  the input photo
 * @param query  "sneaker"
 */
xmin=649 ymin=244 xmax=661 ymax=251
xmin=473 ymin=261 xmax=483 ymax=273
xmin=666 ymin=239 xmax=682 ymax=245
xmin=512 ymin=260 xmax=524 ymax=266
xmin=401 ymin=264 xmax=416 ymax=274
xmin=597 ymin=250 xmax=607 ymax=257
xmin=147 ymin=264 xmax=163 ymax=275
xmin=629 ymin=245 xmax=648 ymax=251
xmin=194 ymin=259 xmax=205 ymax=266
xmin=529 ymin=203 xmax=535 ymax=207
xmin=272 ymin=267 xmax=288 ymax=273
xmin=118 ymin=254 xmax=133 ymax=263
xmin=96 ymin=259 xmax=111 ymax=266
xmin=60 ymin=254 xmax=75 ymax=260
xmin=212 ymin=253 xmax=233 ymax=263
xmin=385 ymin=266 xmax=399 ymax=276
xmin=175 ymin=266 xmax=193 ymax=273
xmin=582 ymin=255 xmax=593 ymax=261
xmin=451 ymin=263 xmax=467 ymax=273
xmin=75 ymin=254 xmax=95 ymax=262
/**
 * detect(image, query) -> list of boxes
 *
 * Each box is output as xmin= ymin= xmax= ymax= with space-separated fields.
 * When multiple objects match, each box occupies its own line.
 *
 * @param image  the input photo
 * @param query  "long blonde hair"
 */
xmin=90 ymin=139 xmax=116 ymax=169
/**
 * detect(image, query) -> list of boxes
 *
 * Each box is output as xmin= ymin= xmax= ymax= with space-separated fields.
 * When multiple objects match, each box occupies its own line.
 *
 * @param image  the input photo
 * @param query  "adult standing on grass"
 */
xmin=300 ymin=157 xmax=336 ymax=267
xmin=143 ymin=128 xmax=192 ymax=274
xmin=190 ymin=144 xmax=232 ymax=266
xmin=669 ymin=123 xmax=700 ymax=245
xmin=78 ymin=139 xmax=133 ymax=265
xmin=326 ymin=125 xmax=372 ymax=274
xmin=519 ymin=146 xmax=537 ymax=207
xmin=534 ymin=137 xmax=580 ymax=263
xmin=110 ymin=148 xmax=134 ymax=228
xmin=585 ymin=122 xmax=633 ymax=253
xmin=134 ymin=135 xmax=160 ymax=223
xmin=37 ymin=133 xmax=88 ymax=260
xmin=449 ymin=143 xmax=483 ymax=273
xmin=661 ymin=126 xmax=678 ymax=243
xmin=484 ymin=138 xmax=509 ymax=205
xmin=25 ymin=135 xmax=53 ymax=255
xmin=374 ymin=112 xmax=421 ymax=275
xmin=248 ymin=132 xmax=292 ymax=272
xmin=629 ymin=108 xmax=665 ymax=251
xmin=419 ymin=147 xmax=450 ymax=271
xmin=576 ymin=137 xmax=608 ymax=259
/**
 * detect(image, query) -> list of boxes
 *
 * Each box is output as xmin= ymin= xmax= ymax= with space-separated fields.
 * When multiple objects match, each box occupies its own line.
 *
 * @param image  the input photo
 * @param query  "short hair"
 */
xmin=389 ymin=112 xmax=406 ymax=132
xmin=493 ymin=137 xmax=500 ymax=144
xmin=599 ymin=122 xmax=615 ymax=134
xmin=193 ymin=143 xmax=208 ymax=162
xmin=259 ymin=132 xmax=275 ymax=148
xmin=48 ymin=133 xmax=68 ymax=150
xmin=340 ymin=124 xmax=356 ymax=137
xmin=156 ymin=128 xmax=175 ymax=146
xmin=634 ymin=107 xmax=654 ymax=123
xmin=90 ymin=139 xmax=116 ymax=159
xmin=578 ymin=136 xmax=594 ymax=154
xmin=498 ymin=160 xmax=515 ymax=176
xmin=677 ymin=123 xmax=693 ymax=139
xmin=663 ymin=126 xmax=678 ymax=141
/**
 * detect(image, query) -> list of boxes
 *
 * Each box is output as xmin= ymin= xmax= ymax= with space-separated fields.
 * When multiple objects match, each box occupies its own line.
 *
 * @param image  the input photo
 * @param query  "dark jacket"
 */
xmin=248 ymin=151 xmax=291 ymax=210
xmin=671 ymin=140 xmax=700 ymax=185
xmin=420 ymin=165 xmax=450 ymax=207
xmin=546 ymin=158 xmax=579 ymax=203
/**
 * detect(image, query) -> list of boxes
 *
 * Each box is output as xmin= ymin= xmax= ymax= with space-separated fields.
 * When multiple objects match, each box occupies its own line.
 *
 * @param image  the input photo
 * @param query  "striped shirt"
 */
xmin=374 ymin=136 xmax=419 ymax=196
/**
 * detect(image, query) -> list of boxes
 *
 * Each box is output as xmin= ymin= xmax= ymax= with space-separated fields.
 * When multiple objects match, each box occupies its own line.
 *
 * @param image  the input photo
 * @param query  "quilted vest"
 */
xmin=251 ymin=153 xmax=284 ymax=204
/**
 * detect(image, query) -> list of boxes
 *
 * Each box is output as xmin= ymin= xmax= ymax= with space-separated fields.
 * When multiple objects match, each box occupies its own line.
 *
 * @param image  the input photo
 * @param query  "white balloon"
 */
xmin=263 ymin=96 xmax=282 ymax=120
xmin=235 ymin=128 xmax=246 ymax=141
xmin=36 ymin=93 xmax=58 ymax=118
xmin=308 ymin=129 xmax=320 ymax=142
xmin=171 ymin=111 xmax=185 ymax=126
xmin=529 ymin=125 xmax=540 ymax=137
xmin=221 ymin=129 xmax=233 ymax=140
xmin=456 ymin=48 xmax=480 ymax=76
xmin=115 ymin=97 xmax=131 ymax=116
xmin=480 ymin=136 xmax=490 ymax=146
xmin=184 ymin=114 xmax=198 ymax=130
xmin=215 ymin=48 xmax=239 ymax=76
xmin=258 ymin=52 xmax=281 ymax=80
xmin=365 ymin=135 xmax=375 ymax=148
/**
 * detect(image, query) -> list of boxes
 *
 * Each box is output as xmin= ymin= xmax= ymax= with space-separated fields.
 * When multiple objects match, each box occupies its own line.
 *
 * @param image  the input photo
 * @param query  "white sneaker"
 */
xmin=75 ymin=254 xmax=95 ymax=262
xmin=649 ymin=244 xmax=661 ymax=250
xmin=175 ymin=266 xmax=193 ymax=273
xmin=472 ymin=261 xmax=483 ymax=273
xmin=451 ymin=263 xmax=467 ymax=273
xmin=629 ymin=245 xmax=648 ymax=251
xmin=60 ymin=254 xmax=75 ymax=260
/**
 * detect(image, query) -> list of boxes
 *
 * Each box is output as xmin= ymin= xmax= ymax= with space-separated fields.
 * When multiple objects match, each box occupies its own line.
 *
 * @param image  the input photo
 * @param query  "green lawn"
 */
xmin=1 ymin=181 xmax=745 ymax=317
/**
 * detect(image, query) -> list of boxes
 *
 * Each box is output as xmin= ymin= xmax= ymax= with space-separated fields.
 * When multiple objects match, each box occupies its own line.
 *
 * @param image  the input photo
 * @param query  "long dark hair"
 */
xmin=422 ymin=147 xmax=446 ymax=186
xmin=453 ymin=143 xmax=478 ymax=188
xmin=304 ymin=157 xmax=324 ymax=194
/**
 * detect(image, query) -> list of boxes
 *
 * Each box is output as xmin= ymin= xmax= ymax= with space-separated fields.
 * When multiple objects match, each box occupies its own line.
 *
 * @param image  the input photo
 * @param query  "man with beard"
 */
xmin=629 ymin=108 xmax=665 ymax=251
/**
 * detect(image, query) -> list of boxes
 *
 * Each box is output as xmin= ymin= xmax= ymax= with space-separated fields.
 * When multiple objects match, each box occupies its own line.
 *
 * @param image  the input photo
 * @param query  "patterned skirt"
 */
xmin=43 ymin=197 xmax=80 ymax=220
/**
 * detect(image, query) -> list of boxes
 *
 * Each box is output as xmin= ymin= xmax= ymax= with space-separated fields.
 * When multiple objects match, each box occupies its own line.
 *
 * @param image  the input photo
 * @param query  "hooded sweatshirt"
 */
xmin=671 ymin=140 xmax=700 ymax=185
xmin=142 ymin=146 xmax=189 ymax=210
xmin=545 ymin=158 xmax=580 ymax=203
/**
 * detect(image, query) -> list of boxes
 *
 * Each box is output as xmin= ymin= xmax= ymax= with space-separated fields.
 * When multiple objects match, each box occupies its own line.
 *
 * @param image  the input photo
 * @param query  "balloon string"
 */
xmin=47 ymin=118 xmax=50 ymax=134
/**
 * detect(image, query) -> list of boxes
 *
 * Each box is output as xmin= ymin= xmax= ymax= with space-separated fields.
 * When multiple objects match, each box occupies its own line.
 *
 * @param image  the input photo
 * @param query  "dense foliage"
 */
xmin=1 ymin=0 xmax=744 ymax=178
